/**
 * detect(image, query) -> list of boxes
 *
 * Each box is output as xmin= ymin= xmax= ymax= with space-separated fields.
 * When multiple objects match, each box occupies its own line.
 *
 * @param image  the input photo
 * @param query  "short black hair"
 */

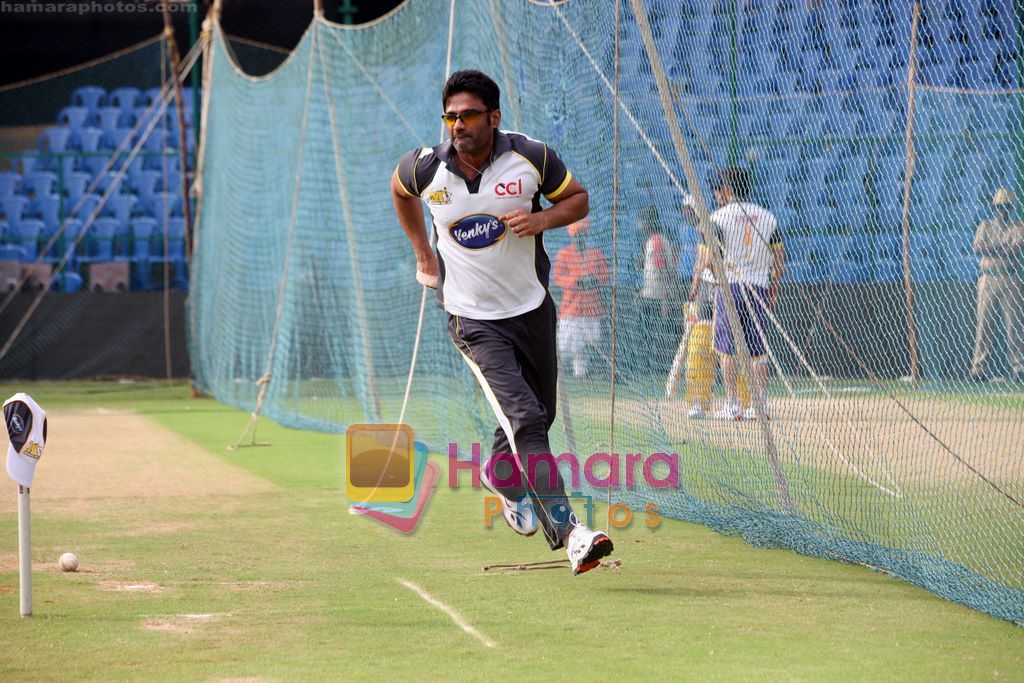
xmin=442 ymin=70 xmax=500 ymax=111
xmin=714 ymin=166 xmax=753 ymax=200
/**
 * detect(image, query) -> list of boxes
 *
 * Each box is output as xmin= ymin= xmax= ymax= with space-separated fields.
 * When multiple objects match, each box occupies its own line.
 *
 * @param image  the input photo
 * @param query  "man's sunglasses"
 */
xmin=441 ymin=109 xmax=492 ymax=126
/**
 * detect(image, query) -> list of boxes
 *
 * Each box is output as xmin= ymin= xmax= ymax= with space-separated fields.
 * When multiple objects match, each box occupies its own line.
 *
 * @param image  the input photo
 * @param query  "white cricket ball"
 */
xmin=58 ymin=552 xmax=79 ymax=572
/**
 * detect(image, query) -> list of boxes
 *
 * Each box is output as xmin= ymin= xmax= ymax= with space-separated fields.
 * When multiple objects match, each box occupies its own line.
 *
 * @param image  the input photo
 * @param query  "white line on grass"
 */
xmin=397 ymin=578 xmax=496 ymax=649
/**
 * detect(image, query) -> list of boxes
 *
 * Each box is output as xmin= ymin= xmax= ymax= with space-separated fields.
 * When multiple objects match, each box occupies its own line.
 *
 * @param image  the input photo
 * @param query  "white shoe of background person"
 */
xmin=714 ymin=402 xmax=743 ymax=421
xmin=481 ymin=460 xmax=538 ymax=536
xmin=743 ymin=406 xmax=770 ymax=422
xmin=565 ymin=522 xmax=614 ymax=575
xmin=687 ymin=404 xmax=707 ymax=420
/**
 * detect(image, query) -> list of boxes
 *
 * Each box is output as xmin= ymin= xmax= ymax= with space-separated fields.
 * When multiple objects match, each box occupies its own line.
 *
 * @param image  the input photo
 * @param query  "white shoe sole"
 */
xmin=481 ymin=464 xmax=538 ymax=537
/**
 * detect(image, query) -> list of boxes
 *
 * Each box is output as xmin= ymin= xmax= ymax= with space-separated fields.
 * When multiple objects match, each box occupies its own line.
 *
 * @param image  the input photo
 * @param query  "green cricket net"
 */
xmin=190 ymin=0 xmax=1024 ymax=623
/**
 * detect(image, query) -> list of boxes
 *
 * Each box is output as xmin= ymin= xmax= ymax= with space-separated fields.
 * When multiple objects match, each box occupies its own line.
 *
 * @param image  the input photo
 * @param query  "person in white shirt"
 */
xmin=691 ymin=167 xmax=784 ymax=421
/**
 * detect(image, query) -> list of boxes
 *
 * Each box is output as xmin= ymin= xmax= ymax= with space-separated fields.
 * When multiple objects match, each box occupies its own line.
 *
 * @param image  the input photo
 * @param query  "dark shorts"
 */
xmin=714 ymin=283 xmax=769 ymax=357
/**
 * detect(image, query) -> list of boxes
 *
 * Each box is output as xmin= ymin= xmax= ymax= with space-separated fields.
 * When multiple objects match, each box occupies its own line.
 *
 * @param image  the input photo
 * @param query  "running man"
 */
xmin=390 ymin=70 xmax=613 ymax=574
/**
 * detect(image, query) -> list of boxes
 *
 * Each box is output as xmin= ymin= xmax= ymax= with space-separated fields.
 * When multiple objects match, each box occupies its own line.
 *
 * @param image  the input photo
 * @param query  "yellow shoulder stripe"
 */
xmin=544 ymin=171 xmax=573 ymax=200
xmin=393 ymin=165 xmax=416 ymax=198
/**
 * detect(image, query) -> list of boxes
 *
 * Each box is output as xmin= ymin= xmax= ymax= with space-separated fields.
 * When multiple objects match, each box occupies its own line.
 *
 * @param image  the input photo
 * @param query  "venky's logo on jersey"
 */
xmin=449 ymin=214 xmax=507 ymax=249
xmin=427 ymin=187 xmax=452 ymax=205
xmin=494 ymin=178 xmax=523 ymax=198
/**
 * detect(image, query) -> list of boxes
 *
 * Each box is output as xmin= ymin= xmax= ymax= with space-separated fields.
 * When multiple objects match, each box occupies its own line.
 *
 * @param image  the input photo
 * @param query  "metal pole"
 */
xmin=162 ymin=5 xmax=194 ymax=259
xmin=18 ymin=485 xmax=31 ymax=617
xmin=189 ymin=0 xmax=201 ymax=155
xmin=899 ymin=1 xmax=922 ymax=382
xmin=728 ymin=0 xmax=739 ymax=166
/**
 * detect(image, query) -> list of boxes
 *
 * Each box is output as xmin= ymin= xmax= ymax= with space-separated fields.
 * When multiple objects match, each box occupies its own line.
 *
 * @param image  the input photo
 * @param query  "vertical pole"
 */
xmin=728 ymin=0 xmax=739 ymax=166
xmin=18 ymin=486 xmax=31 ymax=617
xmin=900 ymin=1 xmax=922 ymax=382
xmin=162 ymin=5 xmax=194 ymax=259
xmin=189 ymin=0 xmax=201 ymax=155
xmin=1015 ymin=0 xmax=1023 ymax=197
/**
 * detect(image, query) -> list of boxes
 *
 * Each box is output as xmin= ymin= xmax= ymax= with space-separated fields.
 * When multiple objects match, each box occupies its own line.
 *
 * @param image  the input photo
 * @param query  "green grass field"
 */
xmin=0 ymin=381 xmax=1021 ymax=681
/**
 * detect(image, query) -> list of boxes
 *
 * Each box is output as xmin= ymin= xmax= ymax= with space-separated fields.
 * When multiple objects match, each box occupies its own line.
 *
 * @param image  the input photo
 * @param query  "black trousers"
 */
xmin=448 ymin=295 xmax=575 ymax=550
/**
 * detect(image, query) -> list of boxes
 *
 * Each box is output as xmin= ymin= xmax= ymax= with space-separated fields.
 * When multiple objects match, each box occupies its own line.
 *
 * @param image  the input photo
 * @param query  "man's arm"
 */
xmin=390 ymin=170 xmax=438 ymax=283
xmin=500 ymin=177 xmax=589 ymax=238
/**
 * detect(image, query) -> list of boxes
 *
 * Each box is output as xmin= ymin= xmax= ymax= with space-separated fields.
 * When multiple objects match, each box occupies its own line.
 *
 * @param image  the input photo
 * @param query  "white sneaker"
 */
xmin=481 ymin=461 xmax=538 ymax=537
xmin=565 ymin=523 xmax=614 ymax=575
xmin=742 ymin=406 xmax=770 ymax=421
xmin=713 ymin=403 xmax=743 ymax=421
xmin=687 ymin=404 xmax=707 ymax=420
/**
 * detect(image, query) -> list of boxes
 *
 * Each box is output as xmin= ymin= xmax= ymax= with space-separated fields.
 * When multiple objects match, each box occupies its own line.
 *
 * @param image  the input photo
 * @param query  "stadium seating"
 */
xmin=0 ymin=172 xmax=20 ymax=198
xmin=17 ymin=218 xmax=44 ymax=258
xmin=71 ymin=85 xmax=106 ymax=113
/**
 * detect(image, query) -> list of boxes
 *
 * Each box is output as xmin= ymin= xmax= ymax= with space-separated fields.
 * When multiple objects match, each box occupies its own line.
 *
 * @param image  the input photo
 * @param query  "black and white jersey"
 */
xmin=395 ymin=130 xmax=573 ymax=320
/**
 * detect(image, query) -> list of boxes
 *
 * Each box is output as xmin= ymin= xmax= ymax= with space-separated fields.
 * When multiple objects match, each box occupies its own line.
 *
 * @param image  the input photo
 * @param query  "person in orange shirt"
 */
xmin=552 ymin=217 xmax=609 ymax=378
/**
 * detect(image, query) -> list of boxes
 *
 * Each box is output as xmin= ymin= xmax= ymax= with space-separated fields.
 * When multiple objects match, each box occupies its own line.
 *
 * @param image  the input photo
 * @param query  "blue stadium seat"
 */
xmin=57 ymin=271 xmax=84 ymax=293
xmin=130 ymin=217 xmax=156 ymax=290
xmin=69 ymin=193 xmax=102 ymax=222
xmin=131 ymin=169 xmax=162 ymax=201
xmin=108 ymin=87 xmax=142 ymax=113
xmin=103 ymin=194 xmax=136 ymax=225
xmin=39 ymin=127 xmax=72 ymax=154
xmin=17 ymin=218 xmax=44 ymax=259
xmin=63 ymin=169 xmax=91 ymax=202
xmin=94 ymin=171 xmax=127 ymax=196
xmin=143 ymin=87 xmax=165 ymax=107
xmin=71 ymin=86 xmax=106 ymax=113
xmin=32 ymin=196 xmax=61 ymax=235
xmin=80 ymin=217 xmax=123 ymax=263
xmin=147 ymin=192 xmax=182 ymax=219
xmin=57 ymin=106 xmax=90 ymax=130
xmin=144 ymin=154 xmax=181 ymax=172
xmin=1 ymin=196 xmax=30 ymax=228
xmin=0 ymin=244 xmax=27 ymax=262
xmin=72 ymin=127 xmax=104 ymax=153
xmin=157 ymin=169 xmax=183 ymax=194
xmin=95 ymin=107 xmax=126 ymax=134
xmin=0 ymin=172 xmax=19 ymax=198
xmin=45 ymin=218 xmax=85 ymax=267
xmin=19 ymin=153 xmax=40 ymax=175
xmin=142 ymin=129 xmax=168 ymax=153
xmin=25 ymin=171 xmax=58 ymax=197
xmin=102 ymin=127 xmax=134 ymax=152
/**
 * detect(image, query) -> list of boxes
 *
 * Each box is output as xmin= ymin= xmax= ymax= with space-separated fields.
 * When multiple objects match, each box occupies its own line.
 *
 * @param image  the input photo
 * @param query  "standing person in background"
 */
xmin=679 ymin=194 xmax=751 ymax=418
xmin=638 ymin=204 xmax=682 ymax=376
xmin=704 ymin=167 xmax=783 ymax=421
xmin=971 ymin=187 xmax=1024 ymax=382
xmin=390 ymin=69 xmax=613 ymax=574
xmin=552 ymin=217 xmax=609 ymax=379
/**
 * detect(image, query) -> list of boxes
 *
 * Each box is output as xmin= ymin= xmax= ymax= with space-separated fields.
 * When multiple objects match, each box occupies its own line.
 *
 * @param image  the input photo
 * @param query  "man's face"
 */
xmin=444 ymin=92 xmax=500 ymax=156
